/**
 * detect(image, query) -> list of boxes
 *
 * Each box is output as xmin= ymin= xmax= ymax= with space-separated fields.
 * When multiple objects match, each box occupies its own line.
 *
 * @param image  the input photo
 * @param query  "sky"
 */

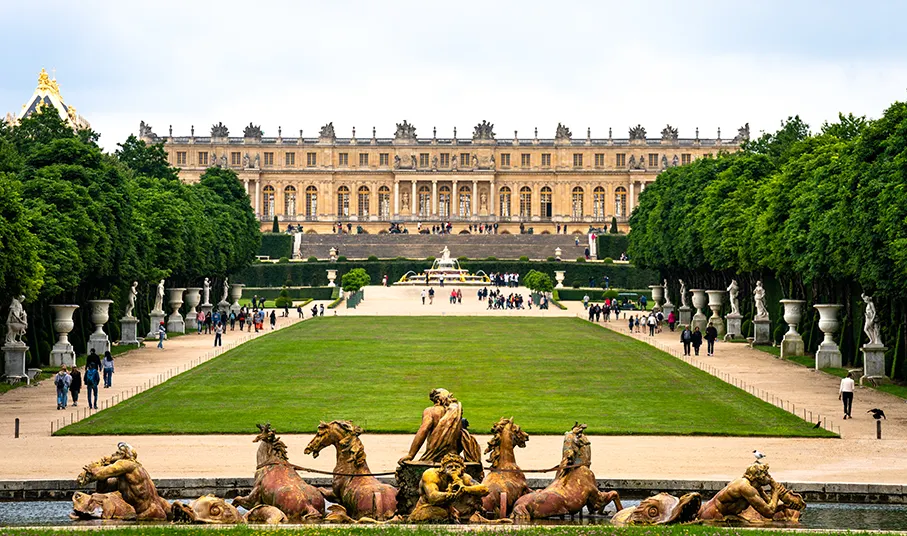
xmin=2 ymin=0 xmax=906 ymax=151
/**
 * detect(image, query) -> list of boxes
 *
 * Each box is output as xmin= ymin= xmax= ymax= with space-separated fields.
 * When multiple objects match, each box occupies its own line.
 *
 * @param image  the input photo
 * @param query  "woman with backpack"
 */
xmin=54 ymin=367 xmax=71 ymax=410
xmin=84 ymin=364 xmax=100 ymax=409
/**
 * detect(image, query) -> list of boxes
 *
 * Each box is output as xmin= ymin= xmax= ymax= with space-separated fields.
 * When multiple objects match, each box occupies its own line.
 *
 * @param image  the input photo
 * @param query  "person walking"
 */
xmin=86 ymin=348 xmax=101 ymax=372
xmin=428 ymin=287 xmax=434 ymax=304
xmin=270 ymin=310 xmax=276 ymax=330
xmin=229 ymin=311 xmax=237 ymax=331
xmin=647 ymin=314 xmax=657 ymax=336
xmin=583 ymin=293 xmax=590 ymax=310
xmin=691 ymin=326 xmax=703 ymax=356
xmin=214 ymin=322 xmax=223 ymax=347
xmin=102 ymin=351 xmax=114 ymax=388
xmin=705 ymin=323 xmax=719 ymax=356
xmin=680 ymin=325 xmax=693 ymax=356
xmin=69 ymin=366 xmax=82 ymax=407
xmin=54 ymin=367 xmax=71 ymax=410
xmin=628 ymin=315 xmax=635 ymax=333
xmin=421 ymin=289 xmax=426 ymax=305
xmin=297 ymin=305 xmax=303 ymax=318
xmin=84 ymin=363 xmax=100 ymax=409
xmin=667 ymin=310 xmax=677 ymax=332
xmin=157 ymin=321 xmax=166 ymax=349
xmin=197 ymin=310 xmax=205 ymax=334
xmin=319 ymin=304 xmax=324 ymax=316
xmin=839 ymin=372 xmax=855 ymax=419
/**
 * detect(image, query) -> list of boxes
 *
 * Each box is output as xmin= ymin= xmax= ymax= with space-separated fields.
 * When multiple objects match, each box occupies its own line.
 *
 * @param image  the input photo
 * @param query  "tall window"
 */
xmin=231 ymin=152 xmax=241 ymax=166
xmin=262 ymin=185 xmax=275 ymax=217
xmin=616 ymin=153 xmax=626 ymax=167
xmin=572 ymin=154 xmax=583 ymax=168
xmin=681 ymin=153 xmax=691 ymax=165
xmin=338 ymin=153 xmax=349 ymax=166
xmin=440 ymin=153 xmax=450 ymax=168
xmin=305 ymin=186 xmax=318 ymax=220
xmin=460 ymin=153 xmax=470 ymax=167
xmin=307 ymin=152 xmax=317 ymax=167
xmin=264 ymin=152 xmax=274 ymax=166
xmin=379 ymin=153 xmax=389 ymax=166
xmin=593 ymin=186 xmax=606 ymax=221
xmin=540 ymin=186 xmax=552 ymax=219
xmin=284 ymin=186 xmax=297 ymax=216
xmin=359 ymin=153 xmax=369 ymax=166
xmin=418 ymin=185 xmax=431 ymax=217
xmin=521 ymin=153 xmax=531 ymax=167
xmin=541 ymin=153 xmax=551 ymax=167
xmin=419 ymin=153 xmax=430 ymax=168
xmin=378 ymin=186 xmax=390 ymax=219
xmin=499 ymin=186 xmax=511 ymax=218
xmin=439 ymin=186 xmax=451 ymax=218
xmin=458 ymin=185 xmax=471 ymax=217
xmin=337 ymin=186 xmax=350 ymax=218
xmin=357 ymin=186 xmax=370 ymax=218
xmin=648 ymin=153 xmax=658 ymax=167
xmin=198 ymin=151 xmax=208 ymax=166
xmin=176 ymin=151 xmax=187 ymax=165
xmin=594 ymin=153 xmax=605 ymax=167
xmin=571 ymin=186 xmax=584 ymax=219
xmin=285 ymin=152 xmax=295 ymax=166
xmin=615 ymin=186 xmax=627 ymax=217
xmin=500 ymin=153 xmax=511 ymax=167
xmin=519 ymin=187 xmax=532 ymax=219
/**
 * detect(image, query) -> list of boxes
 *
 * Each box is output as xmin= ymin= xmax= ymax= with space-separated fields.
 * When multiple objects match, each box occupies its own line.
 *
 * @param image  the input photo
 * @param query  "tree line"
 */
xmin=628 ymin=101 xmax=907 ymax=380
xmin=1 ymin=109 xmax=259 ymax=365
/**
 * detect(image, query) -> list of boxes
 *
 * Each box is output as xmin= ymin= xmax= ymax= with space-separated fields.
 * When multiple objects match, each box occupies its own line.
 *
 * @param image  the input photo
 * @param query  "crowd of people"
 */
xmin=488 ymin=272 xmax=520 ymax=287
xmin=480 ymin=288 xmax=532 ymax=310
xmin=53 ymin=349 xmax=114 ymax=410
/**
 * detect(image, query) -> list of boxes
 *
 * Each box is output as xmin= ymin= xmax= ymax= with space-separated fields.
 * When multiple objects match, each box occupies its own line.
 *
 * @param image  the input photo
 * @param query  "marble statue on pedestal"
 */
xmin=662 ymin=279 xmax=673 ymax=306
xmin=679 ymin=279 xmax=689 ymax=308
xmin=125 ymin=282 xmax=138 ymax=319
xmin=222 ymin=278 xmax=230 ymax=304
xmin=727 ymin=280 xmax=740 ymax=316
xmin=5 ymin=295 xmax=27 ymax=346
xmin=153 ymin=279 xmax=165 ymax=313
xmin=861 ymin=293 xmax=882 ymax=346
xmin=753 ymin=281 xmax=768 ymax=319
xmin=203 ymin=277 xmax=211 ymax=305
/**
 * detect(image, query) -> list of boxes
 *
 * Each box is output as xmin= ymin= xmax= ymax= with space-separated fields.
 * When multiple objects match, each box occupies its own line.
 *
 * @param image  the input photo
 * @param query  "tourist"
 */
xmin=428 ymin=287 xmax=434 ymax=304
xmin=102 ymin=351 xmax=114 ymax=388
xmin=270 ymin=310 xmax=277 ymax=329
xmin=634 ymin=315 xmax=641 ymax=333
xmin=230 ymin=311 xmax=237 ymax=330
xmin=84 ymin=363 xmax=99 ymax=409
xmin=69 ymin=366 xmax=82 ymax=407
xmin=583 ymin=293 xmax=590 ymax=309
xmin=319 ymin=304 xmax=325 ymax=316
xmin=238 ymin=310 xmax=246 ymax=330
xmin=839 ymin=372 xmax=855 ymax=419
xmin=640 ymin=295 xmax=648 ymax=310
xmin=296 ymin=305 xmax=303 ymax=318
xmin=311 ymin=304 xmax=319 ymax=318
xmin=457 ymin=289 xmax=462 ymax=304
xmin=628 ymin=315 xmax=635 ymax=333
xmin=196 ymin=310 xmax=205 ymax=334
xmin=667 ymin=311 xmax=677 ymax=331
xmin=54 ymin=366 xmax=71 ymax=410
xmin=680 ymin=325 xmax=693 ymax=356
xmin=204 ymin=312 xmax=213 ymax=334
xmin=691 ymin=326 xmax=703 ymax=356
xmin=705 ymin=323 xmax=719 ymax=356
xmin=575 ymin=236 xmax=580 ymax=247
xmin=647 ymin=314 xmax=657 ymax=336
xmin=157 ymin=321 xmax=166 ymax=349
xmin=382 ymin=274 xmax=388 ymax=286
xmin=421 ymin=289 xmax=427 ymax=305
xmin=86 ymin=348 xmax=101 ymax=372
xmin=214 ymin=323 xmax=223 ymax=347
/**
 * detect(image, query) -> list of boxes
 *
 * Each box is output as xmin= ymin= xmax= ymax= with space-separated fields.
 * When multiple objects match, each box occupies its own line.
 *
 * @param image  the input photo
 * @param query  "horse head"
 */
xmin=253 ymin=423 xmax=288 ymax=465
xmin=485 ymin=417 xmax=529 ymax=467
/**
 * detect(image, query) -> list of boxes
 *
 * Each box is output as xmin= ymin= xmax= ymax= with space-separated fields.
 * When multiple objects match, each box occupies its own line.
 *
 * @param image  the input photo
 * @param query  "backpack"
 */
xmin=85 ymin=368 xmax=100 ymax=386
xmin=54 ymin=374 xmax=64 ymax=388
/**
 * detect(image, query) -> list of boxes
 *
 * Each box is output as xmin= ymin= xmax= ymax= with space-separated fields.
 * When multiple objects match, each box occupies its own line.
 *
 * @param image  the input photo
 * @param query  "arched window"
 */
xmin=357 ymin=186 xmax=370 ymax=218
xmin=615 ymin=186 xmax=627 ymax=217
xmin=499 ymin=186 xmax=511 ymax=218
xmin=284 ymin=185 xmax=297 ymax=217
xmin=439 ymin=185 xmax=451 ymax=218
xmin=378 ymin=185 xmax=390 ymax=220
xmin=418 ymin=185 xmax=431 ymax=218
xmin=262 ymin=185 xmax=275 ymax=218
xmin=305 ymin=186 xmax=318 ymax=221
xmin=458 ymin=185 xmax=471 ymax=217
xmin=540 ymin=186 xmax=552 ymax=220
xmin=593 ymin=186 xmax=606 ymax=221
xmin=337 ymin=186 xmax=350 ymax=218
xmin=571 ymin=186 xmax=584 ymax=220
xmin=519 ymin=186 xmax=532 ymax=219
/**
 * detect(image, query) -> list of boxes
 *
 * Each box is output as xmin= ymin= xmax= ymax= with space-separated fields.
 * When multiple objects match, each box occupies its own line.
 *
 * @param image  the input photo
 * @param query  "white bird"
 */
xmin=753 ymin=450 xmax=766 ymax=464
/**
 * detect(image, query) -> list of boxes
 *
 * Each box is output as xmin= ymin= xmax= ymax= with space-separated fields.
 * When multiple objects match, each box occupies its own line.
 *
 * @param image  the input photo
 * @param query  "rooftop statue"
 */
xmin=698 ymin=463 xmax=805 ymax=523
xmin=473 ymin=120 xmax=496 ymax=140
xmin=555 ymin=123 xmax=572 ymax=141
xmin=320 ymin=122 xmax=336 ymax=140
xmin=395 ymin=120 xmax=418 ymax=141
xmin=661 ymin=124 xmax=679 ymax=141
xmin=735 ymin=123 xmax=751 ymax=142
xmin=629 ymin=124 xmax=647 ymax=141
xmin=244 ymin=122 xmax=263 ymax=139
xmin=138 ymin=120 xmax=157 ymax=140
xmin=398 ymin=388 xmax=481 ymax=464
xmin=210 ymin=122 xmax=229 ymax=137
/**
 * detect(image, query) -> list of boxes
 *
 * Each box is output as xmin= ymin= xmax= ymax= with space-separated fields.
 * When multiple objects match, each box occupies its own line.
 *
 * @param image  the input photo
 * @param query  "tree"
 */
xmin=272 ymin=215 xmax=279 ymax=233
xmin=609 ymin=216 xmax=618 ymax=234
xmin=341 ymin=268 xmax=371 ymax=293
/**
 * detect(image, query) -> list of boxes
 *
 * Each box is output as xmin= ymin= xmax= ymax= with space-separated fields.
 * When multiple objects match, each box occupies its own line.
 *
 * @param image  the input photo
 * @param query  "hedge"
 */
xmin=237 ymin=260 xmax=658 ymax=289
xmin=259 ymin=233 xmax=293 ymax=259
xmin=555 ymin=288 xmax=653 ymax=302
xmin=242 ymin=286 xmax=334 ymax=300
xmin=595 ymin=234 xmax=628 ymax=259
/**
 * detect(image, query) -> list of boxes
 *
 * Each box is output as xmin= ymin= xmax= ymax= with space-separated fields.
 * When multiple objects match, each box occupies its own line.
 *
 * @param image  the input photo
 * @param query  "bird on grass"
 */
xmin=753 ymin=450 xmax=766 ymax=464
xmin=868 ymin=408 xmax=886 ymax=420
xmin=812 ymin=420 xmax=821 ymax=429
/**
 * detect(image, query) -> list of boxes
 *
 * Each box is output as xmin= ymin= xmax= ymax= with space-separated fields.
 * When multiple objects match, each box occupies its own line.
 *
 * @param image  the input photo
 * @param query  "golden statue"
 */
xmin=399 ymin=388 xmax=481 ymax=464
xmin=408 ymin=453 xmax=507 ymax=523
xmin=37 ymin=68 xmax=52 ymax=91
xmin=698 ymin=463 xmax=806 ymax=523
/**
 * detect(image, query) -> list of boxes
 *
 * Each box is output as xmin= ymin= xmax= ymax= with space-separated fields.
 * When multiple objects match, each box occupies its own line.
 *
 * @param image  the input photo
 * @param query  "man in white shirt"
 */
xmin=421 ymin=289 xmax=427 ymax=305
xmin=839 ymin=372 xmax=855 ymax=419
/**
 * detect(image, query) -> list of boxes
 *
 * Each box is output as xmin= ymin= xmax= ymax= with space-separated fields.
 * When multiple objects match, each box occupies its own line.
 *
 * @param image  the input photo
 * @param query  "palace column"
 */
xmin=452 ymin=179 xmax=459 ymax=217
xmin=255 ymin=179 xmax=261 ymax=216
xmin=243 ymin=178 xmax=249 ymax=198
xmin=628 ymin=180 xmax=635 ymax=214
xmin=471 ymin=180 xmax=478 ymax=218
xmin=411 ymin=180 xmax=417 ymax=218
xmin=432 ymin=180 xmax=438 ymax=217
xmin=489 ymin=178 xmax=496 ymax=217
xmin=394 ymin=179 xmax=400 ymax=217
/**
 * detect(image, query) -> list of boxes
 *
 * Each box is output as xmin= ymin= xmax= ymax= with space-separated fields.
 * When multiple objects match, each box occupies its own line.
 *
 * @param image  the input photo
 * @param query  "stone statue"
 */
xmin=471 ymin=154 xmax=479 ymax=168
xmin=402 ymin=191 xmax=410 ymax=210
xmin=698 ymin=463 xmax=805 ymax=523
xmin=660 ymin=124 xmax=679 ymax=141
xmin=125 ymin=282 xmax=138 ymax=318
xmin=243 ymin=153 xmax=250 ymax=168
xmin=154 ymin=279 xmax=165 ymax=313
xmin=440 ymin=246 xmax=451 ymax=262
xmin=407 ymin=453 xmax=496 ymax=523
xmin=220 ymin=154 xmax=227 ymax=167
xmin=5 ymin=295 xmax=27 ymax=346
xmin=754 ymin=281 xmax=768 ymax=319
xmin=489 ymin=154 xmax=495 ymax=168
xmin=253 ymin=154 xmax=260 ymax=168
xmin=221 ymin=278 xmax=230 ymax=304
xmin=662 ymin=279 xmax=673 ymax=306
xmin=628 ymin=155 xmax=636 ymax=169
xmin=735 ymin=123 xmax=751 ymax=143
xmin=398 ymin=388 xmax=479 ymax=464
xmin=727 ymin=280 xmax=740 ymax=316
xmin=138 ymin=121 xmax=156 ymax=139
xmin=319 ymin=122 xmax=336 ymax=140
xmin=210 ymin=122 xmax=229 ymax=137
xmin=862 ymin=293 xmax=882 ymax=346
xmin=480 ymin=191 xmax=488 ymax=210
xmin=243 ymin=122 xmax=263 ymax=138
xmin=393 ymin=155 xmax=401 ymax=169
xmin=410 ymin=155 xmax=417 ymax=168
xmin=74 ymin=442 xmax=170 ymax=520
xmin=555 ymin=123 xmax=572 ymax=141
xmin=431 ymin=155 xmax=438 ymax=170
xmin=661 ymin=155 xmax=669 ymax=169
xmin=395 ymin=120 xmax=417 ymax=141
xmin=629 ymin=124 xmax=647 ymax=141
xmin=679 ymin=279 xmax=689 ymax=308
xmin=612 ymin=492 xmax=702 ymax=526
xmin=472 ymin=120 xmax=495 ymax=141
xmin=672 ymin=154 xmax=679 ymax=167
xmin=203 ymin=278 xmax=211 ymax=305
xmin=451 ymin=154 xmax=458 ymax=170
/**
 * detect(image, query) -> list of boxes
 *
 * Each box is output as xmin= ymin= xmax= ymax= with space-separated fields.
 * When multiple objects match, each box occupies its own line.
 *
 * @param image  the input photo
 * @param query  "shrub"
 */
xmin=457 ymin=256 xmax=469 ymax=262
xmin=547 ymin=256 xmax=556 ymax=262
xmin=341 ymin=268 xmax=371 ymax=293
xmin=425 ymin=257 xmax=436 ymax=262
xmin=602 ymin=257 xmax=614 ymax=263
xmin=367 ymin=255 xmax=379 ymax=262
xmin=773 ymin=324 xmax=787 ymax=345
xmin=259 ymin=233 xmax=293 ymax=259
xmin=336 ymin=256 xmax=348 ymax=262
xmin=277 ymin=257 xmax=290 ymax=264
xmin=552 ymin=290 xmax=559 ymax=300
xmin=576 ymin=257 xmax=586 ymax=263
xmin=604 ymin=289 xmax=619 ymax=300
xmin=395 ymin=256 xmax=408 ymax=261
xmin=519 ymin=256 xmax=529 ymax=261
xmin=486 ymin=256 xmax=498 ymax=261
xmin=272 ymin=215 xmax=279 ymax=233
xmin=572 ymin=280 xmax=582 ymax=289
xmin=609 ymin=216 xmax=619 ymax=234
xmin=307 ymin=256 xmax=318 ymax=262
xmin=274 ymin=287 xmax=292 ymax=308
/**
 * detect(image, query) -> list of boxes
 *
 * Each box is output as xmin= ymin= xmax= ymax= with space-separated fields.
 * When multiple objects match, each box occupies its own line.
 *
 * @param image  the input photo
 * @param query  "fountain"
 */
xmin=396 ymin=246 xmax=490 ymax=285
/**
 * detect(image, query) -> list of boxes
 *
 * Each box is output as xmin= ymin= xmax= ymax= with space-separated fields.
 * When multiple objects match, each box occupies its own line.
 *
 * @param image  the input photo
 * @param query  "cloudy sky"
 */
xmin=2 ymin=0 xmax=905 ymax=150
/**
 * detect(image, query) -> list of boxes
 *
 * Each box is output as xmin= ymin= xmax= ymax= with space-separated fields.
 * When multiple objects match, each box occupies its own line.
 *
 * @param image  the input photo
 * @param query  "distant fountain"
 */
xmin=397 ymin=246 xmax=490 ymax=285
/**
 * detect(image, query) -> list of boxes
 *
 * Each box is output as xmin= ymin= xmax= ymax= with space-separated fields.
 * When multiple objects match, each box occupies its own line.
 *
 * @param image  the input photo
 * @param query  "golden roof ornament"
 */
xmin=37 ymin=68 xmax=52 ymax=91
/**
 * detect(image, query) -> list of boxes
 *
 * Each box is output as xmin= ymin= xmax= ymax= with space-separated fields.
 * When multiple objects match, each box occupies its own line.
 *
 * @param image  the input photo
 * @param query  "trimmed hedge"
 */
xmin=237 ymin=260 xmax=657 ymax=289
xmin=555 ymin=288 xmax=653 ymax=302
xmin=595 ymin=234 xmax=628 ymax=259
xmin=243 ymin=286 xmax=334 ymax=300
xmin=259 ymin=233 xmax=293 ymax=259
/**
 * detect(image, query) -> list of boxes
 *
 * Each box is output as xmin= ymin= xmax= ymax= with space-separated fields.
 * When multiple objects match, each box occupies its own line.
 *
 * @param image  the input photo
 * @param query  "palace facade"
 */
xmin=149 ymin=120 xmax=746 ymax=233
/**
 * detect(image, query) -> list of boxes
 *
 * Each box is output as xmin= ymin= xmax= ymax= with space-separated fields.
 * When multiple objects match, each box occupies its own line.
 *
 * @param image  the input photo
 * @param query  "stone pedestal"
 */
xmin=200 ymin=304 xmax=214 ymax=319
xmin=167 ymin=288 xmax=186 ymax=334
xmin=119 ymin=317 xmax=140 ymax=346
xmin=690 ymin=290 xmax=708 ymax=332
xmin=184 ymin=288 xmax=202 ymax=331
xmin=86 ymin=299 xmax=114 ymax=357
xmin=753 ymin=318 xmax=772 ymax=345
xmin=395 ymin=461 xmax=484 ymax=516
xmin=814 ymin=304 xmax=843 ymax=369
xmin=725 ymin=313 xmax=743 ymax=341
xmin=861 ymin=344 xmax=888 ymax=385
xmin=662 ymin=304 xmax=674 ymax=319
xmin=705 ymin=290 xmax=726 ymax=338
xmin=779 ymin=299 xmax=806 ymax=359
xmin=3 ymin=344 xmax=28 ymax=380
xmin=147 ymin=311 xmax=165 ymax=339
xmin=50 ymin=304 xmax=79 ymax=367
xmin=679 ymin=306 xmax=692 ymax=327
xmin=555 ymin=271 xmax=565 ymax=289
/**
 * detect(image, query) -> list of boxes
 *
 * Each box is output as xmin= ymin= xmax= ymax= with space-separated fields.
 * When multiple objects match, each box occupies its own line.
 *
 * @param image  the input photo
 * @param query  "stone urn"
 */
xmin=167 ymin=288 xmax=186 ymax=334
xmin=690 ymin=289 xmax=708 ymax=332
xmin=705 ymin=290 xmax=726 ymax=337
xmin=779 ymin=299 xmax=806 ymax=358
xmin=554 ymin=247 xmax=562 ymax=260
xmin=184 ymin=288 xmax=202 ymax=330
xmin=814 ymin=304 xmax=843 ymax=368
xmin=87 ymin=299 xmax=114 ymax=356
xmin=649 ymin=285 xmax=665 ymax=312
xmin=555 ymin=270 xmax=566 ymax=289
xmin=327 ymin=269 xmax=338 ymax=287
xmin=229 ymin=283 xmax=245 ymax=314
xmin=329 ymin=247 xmax=338 ymax=262
xmin=50 ymin=304 xmax=79 ymax=367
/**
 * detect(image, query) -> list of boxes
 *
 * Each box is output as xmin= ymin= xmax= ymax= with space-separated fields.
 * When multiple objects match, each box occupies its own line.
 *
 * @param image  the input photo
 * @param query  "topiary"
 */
xmin=367 ymin=255 xmax=379 ymax=262
xmin=486 ymin=256 xmax=497 ymax=261
xmin=425 ymin=256 xmax=436 ymax=262
xmin=609 ymin=216 xmax=618 ymax=234
xmin=547 ymin=256 xmax=556 ymax=262
xmin=337 ymin=256 xmax=348 ymax=262
xmin=278 ymin=257 xmax=290 ymax=264
xmin=307 ymin=256 xmax=318 ymax=262
xmin=457 ymin=256 xmax=469 ymax=262
xmin=519 ymin=256 xmax=529 ymax=261
xmin=575 ymin=257 xmax=586 ymax=263
xmin=602 ymin=257 xmax=614 ymax=263
xmin=272 ymin=215 xmax=279 ymax=233
xmin=604 ymin=289 xmax=619 ymax=300
xmin=572 ymin=280 xmax=582 ymax=289
xmin=274 ymin=287 xmax=292 ymax=308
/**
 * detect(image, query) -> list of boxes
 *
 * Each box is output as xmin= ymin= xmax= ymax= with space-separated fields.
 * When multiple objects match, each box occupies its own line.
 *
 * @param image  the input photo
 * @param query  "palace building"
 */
xmin=151 ymin=120 xmax=745 ymax=233
xmin=6 ymin=69 xmax=90 ymax=131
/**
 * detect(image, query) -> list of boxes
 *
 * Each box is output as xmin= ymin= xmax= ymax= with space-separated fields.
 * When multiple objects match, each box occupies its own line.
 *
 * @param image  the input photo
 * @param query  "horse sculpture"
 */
xmin=481 ymin=417 xmax=530 ymax=517
xmin=232 ymin=423 xmax=325 ymax=521
xmin=512 ymin=423 xmax=622 ymax=521
xmin=304 ymin=420 xmax=398 ymax=520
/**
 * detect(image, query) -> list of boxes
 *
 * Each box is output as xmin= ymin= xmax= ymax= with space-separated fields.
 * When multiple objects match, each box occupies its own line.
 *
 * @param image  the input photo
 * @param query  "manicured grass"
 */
xmin=58 ymin=317 xmax=834 ymax=437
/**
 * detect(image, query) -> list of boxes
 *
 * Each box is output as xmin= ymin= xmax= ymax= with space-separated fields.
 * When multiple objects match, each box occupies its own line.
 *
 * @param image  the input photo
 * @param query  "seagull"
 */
xmin=868 ymin=408 xmax=886 ymax=420
xmin=812 ymin=420 xmax=821 ymax=429
xmin=753 ymin=450 xmax=766 ymax=463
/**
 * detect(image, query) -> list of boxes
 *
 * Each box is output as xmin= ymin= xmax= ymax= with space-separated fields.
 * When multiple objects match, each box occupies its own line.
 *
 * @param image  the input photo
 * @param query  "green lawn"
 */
xmin=58 ymin=317 xmax=833 ymax=437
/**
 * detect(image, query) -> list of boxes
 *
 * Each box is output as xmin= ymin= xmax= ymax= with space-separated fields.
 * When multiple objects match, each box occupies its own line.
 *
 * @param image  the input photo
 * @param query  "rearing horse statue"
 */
xmin=481 ymin=417 xmax=530 ymax=517
xmin=304 ymin=420 xmax=398 ymax=520
xmin=232 ymin=423 xmax=325 ymax=521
